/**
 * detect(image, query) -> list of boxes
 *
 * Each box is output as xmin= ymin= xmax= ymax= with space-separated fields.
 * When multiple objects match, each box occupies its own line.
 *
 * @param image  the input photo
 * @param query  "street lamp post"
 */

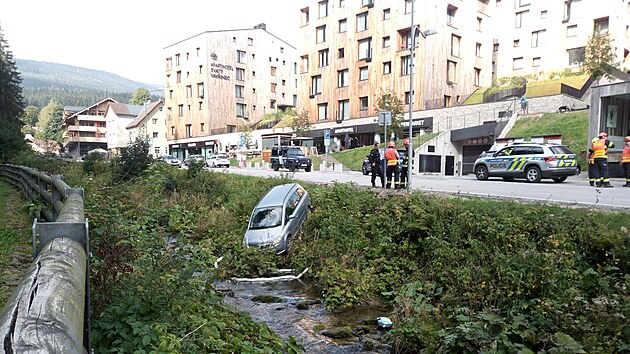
xmin=407 ymin=0 xmax=436 ymax=192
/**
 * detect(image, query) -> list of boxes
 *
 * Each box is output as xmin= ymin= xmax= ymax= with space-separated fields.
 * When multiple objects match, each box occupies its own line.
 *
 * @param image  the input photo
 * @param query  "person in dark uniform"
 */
xmin=369 ymin=142 xmax=384 ymax=188
xmin=399 ymin=139 xmax=414 ymax=189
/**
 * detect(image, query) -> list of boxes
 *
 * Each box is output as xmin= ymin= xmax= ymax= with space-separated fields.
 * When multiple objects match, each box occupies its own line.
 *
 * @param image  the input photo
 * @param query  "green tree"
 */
xmin=290 ymin=109 xmax=312 ymax=137
xmin=21 ymin=106 xmax=39 ymax=126
xmin=584 ymin=34 xmax=617 ymax=80
xmin=0 ymin=24 xmax=26 ymax=161
xmin=36 ymin=101 xmax=63 ymax=142
xmin=374 ymin=90 xmax=405 ymax=139
xmin=112 ymin=136 xmax=152 ymax=183
xmin=130 ymin=88 xmax=151 ymax=105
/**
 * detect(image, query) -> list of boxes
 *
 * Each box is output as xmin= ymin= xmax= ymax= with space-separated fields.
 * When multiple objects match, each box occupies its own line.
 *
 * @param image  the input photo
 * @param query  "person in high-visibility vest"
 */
xmin=588 ymin=137 xmax=598 ymax=186
xmin=400 ymin=139 xmax=414 ymax=189
xmin=589 ymin=132 xmax=615 ymax=188
xmin=384 ymin=141 xmax=401 ymax=189
xmin=622 ymin=136 xmax=630 ymax=187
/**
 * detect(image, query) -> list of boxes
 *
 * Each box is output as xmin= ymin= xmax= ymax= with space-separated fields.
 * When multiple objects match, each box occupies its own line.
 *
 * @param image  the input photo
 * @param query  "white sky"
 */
xmin=0 ymin=0 xmax=301 ymax=85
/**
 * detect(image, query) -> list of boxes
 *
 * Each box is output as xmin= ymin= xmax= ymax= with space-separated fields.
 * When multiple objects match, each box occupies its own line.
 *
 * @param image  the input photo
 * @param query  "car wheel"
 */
xmin=552 ymin=176 xmax=567 ymax=183
xmin=288 ymin=162 xmax=296 ymax=172
xmin=305 ymin=165 xmax=311 ymax=172
xmin=272 ymin=161 xmax=280 ymax=171
xmin=475 ymin=165 xmax=489 ymax=180
xmin=502 ymin=177 xmax=515 ymax=181
xmin=525 ymin=166 xmax=542 ymax=183
xmin=362 ymin=165 xmax=369 ymax=175
xmin=225 ymin=165 xmax=230 ymax=169
xmin=285 ymin=234 xmax=293 ymax=253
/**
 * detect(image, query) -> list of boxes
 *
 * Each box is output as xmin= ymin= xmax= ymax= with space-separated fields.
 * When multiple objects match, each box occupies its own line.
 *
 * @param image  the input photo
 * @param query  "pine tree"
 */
xmin=0 ymin=24 xmax=26 ymax=161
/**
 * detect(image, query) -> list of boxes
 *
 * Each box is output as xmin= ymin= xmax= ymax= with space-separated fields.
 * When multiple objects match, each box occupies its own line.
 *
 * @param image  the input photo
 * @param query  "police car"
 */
xmin=473 ymin=143 xmax=579 ymax=183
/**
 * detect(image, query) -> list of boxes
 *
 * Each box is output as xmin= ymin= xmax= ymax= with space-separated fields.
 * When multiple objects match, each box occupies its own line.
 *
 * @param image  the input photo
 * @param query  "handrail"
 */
xmin=0 ymin=164 xmax=90 ymax=353
xmin=483 ymin=78 xmax=527 ymax=103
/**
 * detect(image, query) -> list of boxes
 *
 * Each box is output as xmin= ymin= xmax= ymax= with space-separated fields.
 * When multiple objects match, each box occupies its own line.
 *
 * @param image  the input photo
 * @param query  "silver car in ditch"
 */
xmin=243 ymin=183 xmax=311 ymax=253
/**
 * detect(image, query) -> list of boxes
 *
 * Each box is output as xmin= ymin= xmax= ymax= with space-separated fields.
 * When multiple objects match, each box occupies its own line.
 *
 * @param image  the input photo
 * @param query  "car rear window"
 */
xmin=549 ymin=146 xmax=573 ymax=154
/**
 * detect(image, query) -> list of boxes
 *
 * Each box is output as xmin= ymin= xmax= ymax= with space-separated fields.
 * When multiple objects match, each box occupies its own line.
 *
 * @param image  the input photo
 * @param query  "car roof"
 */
xmin=256 ymin=183 xmax=301 ymax=208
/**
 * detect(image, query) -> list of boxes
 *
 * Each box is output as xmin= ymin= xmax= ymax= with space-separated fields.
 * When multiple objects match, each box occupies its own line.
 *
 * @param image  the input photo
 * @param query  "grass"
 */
xmin=0 ymin=182 xmax=32 ymax=306
xmin=508 ymin=110 xmax=589 ymax=165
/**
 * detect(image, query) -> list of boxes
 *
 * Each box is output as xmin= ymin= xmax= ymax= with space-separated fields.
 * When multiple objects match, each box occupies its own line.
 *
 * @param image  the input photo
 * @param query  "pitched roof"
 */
xmin=108 ymin=103 xmax=144 ymax=117
xmin=127 ymin=100 xmax=164 ymax=129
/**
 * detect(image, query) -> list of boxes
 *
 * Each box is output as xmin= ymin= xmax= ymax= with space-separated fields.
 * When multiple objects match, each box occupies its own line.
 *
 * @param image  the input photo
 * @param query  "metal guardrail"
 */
xmin=483 ymin=79 xmax=527 ymax=103
xmin=0 ymin=164 xmax=90 ymax=354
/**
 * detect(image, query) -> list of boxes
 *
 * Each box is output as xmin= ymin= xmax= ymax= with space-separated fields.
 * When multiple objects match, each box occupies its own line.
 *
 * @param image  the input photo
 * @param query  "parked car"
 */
xmin=243 ymin=183 xmax=311 ymax=254
xmin=473 ymin=143 xmax=579 ymax=183
xmin=362 ymin=156 xmax=372 ymax=175
xmin=270 ymin=146 xmax=312 ymax=172
xmin=362 ymin=148 xmax=404 ymax=175
xmin=206 ymin=154 xmax=230 ymax=168
xmin=157 ymin=155 xmax=182 ymax=167
xmin=183 ymin=154 xmax=205 ymax=166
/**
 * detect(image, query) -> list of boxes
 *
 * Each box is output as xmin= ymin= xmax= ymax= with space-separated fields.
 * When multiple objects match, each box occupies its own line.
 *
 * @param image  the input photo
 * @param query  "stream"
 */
xmin=216 ymin=278 xmax=393 ymax=353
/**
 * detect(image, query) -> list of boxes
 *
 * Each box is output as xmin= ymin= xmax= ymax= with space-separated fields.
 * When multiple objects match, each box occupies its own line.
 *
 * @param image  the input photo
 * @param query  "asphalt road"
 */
xmin=218 ymin=167 xmax=630 ymax=212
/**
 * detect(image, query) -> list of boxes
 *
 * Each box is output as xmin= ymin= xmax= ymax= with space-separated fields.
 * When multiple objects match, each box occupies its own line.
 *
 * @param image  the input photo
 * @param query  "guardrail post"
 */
xmin=52 ymin=175 xmax=64 ymax=220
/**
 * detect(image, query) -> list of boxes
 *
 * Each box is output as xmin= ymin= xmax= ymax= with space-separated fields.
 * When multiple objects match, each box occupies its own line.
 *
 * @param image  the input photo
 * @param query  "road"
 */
xmin=218 ymin=167 xmax=630 ymax=211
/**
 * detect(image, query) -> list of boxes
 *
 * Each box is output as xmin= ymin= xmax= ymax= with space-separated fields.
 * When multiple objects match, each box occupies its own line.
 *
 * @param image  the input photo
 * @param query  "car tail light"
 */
xmin=544 ymin=156 xmax=557 ymax=162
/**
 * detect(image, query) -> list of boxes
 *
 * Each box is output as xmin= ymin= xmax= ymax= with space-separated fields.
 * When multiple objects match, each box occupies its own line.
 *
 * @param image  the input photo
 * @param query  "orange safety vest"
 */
xmin=622 ymin=145 xmax=630 ymax=164
xmin=591 ymin=139 xmax=608 ymax=159
xmin=385 ymin=148 xmax=399 ymax=166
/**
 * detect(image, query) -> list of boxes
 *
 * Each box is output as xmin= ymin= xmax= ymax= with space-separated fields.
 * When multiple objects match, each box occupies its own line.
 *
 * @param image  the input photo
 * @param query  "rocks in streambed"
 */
xmin=320 ymin=326 xmax=353 ymax=339
xmin=251 ymin=294 xmax=283 ymax=303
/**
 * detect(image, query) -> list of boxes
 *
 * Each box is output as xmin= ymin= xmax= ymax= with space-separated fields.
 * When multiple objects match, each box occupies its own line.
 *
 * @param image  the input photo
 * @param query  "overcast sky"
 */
xmin=1 ymin=0 xmax=301 ymax=85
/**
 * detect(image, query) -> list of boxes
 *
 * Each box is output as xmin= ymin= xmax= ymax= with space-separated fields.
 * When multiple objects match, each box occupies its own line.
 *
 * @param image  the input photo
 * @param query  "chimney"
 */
xmin=254 ymin=23 xmax=267 ymax=31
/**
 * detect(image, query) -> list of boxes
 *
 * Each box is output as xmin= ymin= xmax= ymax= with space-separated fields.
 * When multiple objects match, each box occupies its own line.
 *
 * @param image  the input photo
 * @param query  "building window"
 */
xmin=319 ymin=49 xmax=329 ymax=67
xmin=186 ymin=85 xmax=192 ymax=98
xmin=533 ymin=57 xmax=541 ymax=67
xmin=356 ymin=12 xmax=368 ymax=32
xmin=567 ymin=24 xmax=577 ymax=37
xmin=235 ymin=85 xmax=244 ymax=98
xmin=339 ymin=0 xmax=345 ymax=6
xmin=171 ymin=126 xmax=175 ymax=135
xmin=567 ymin=47 xmax=585 ymax=67
xmin=300 ymin=7 xmax=310 ymax=26
xmin=493 ymin=43 xmax=499 ymax=52
xmin=178 ymin=104 xmax=184 ymax=117
xmin=338 ymin=69 xmax=349 ymax=87
xmin=316 ymin=26 xmax=326 ymax=43
xmin=227 ymin=125 xmax=237 ymax=133
xmin=319 ymin=0 xmax=328 ymax=18
xmin=477 ymin=17 xmax=482 ymax=31
xmin=248 ymin=37 xmax=253 ymax=46
xmin=447 ymin=60 xmax=457 ymax=83
xmin=336 ymin=48 xmax=344 ymax=59
xmin=166 ymin=57 xmax=172 ymax=70
xmin=518 ymin=0 xmax=530 ymax=6
xmin=541 ymin=10 xmax=547 ymax=18
xmin=399 ymin=29 xmax=411 ymax=49
xmin=475 ymin=43 xmax=482 ymax=57
xmin=271 ymin=83 xmax=277 ymax=92
xmin=301 ymin=55 xmax=309 ymax=72
xmin=236 ymin=103 xmax=246 ymax=117
xmin=197 ymin=83 xmax=204 ymax=98
xmin=318 ymin=103 xmax=328 ymax=120
xmin=359 ymin=66 xmax=368 ymax=81
xmin=236 ymin=68 xmax=245 ymax=81
xmin=363 ymin=0 xmax=373 ymax=6
xmin=447 ymin=5 xmax=457 ymax=25
xmin=564 ymin=1 xmax=571 ymax=21
xmin=381 ymin=36 xmax=390 ymax=48
xmin=444 ymin=95 xmax=452 ymax=108
xmin=270 ymin=100 xmax=276 ymax=109
xmin=152 ymin=118 xmax=158 ymax=124
xmin=359 ymin=96 xmax=369 ymax=110
xmin=451 ymin=34 xmax=461 ymax=57
xmin=531 ymin=30 xmax=545 ymax=48
xmin=594 ymin=17 xmax=609 ymax=35
xmin=358 ymin=38 xmax=372 ymax=60
xmin=338 ymin=100 xmax=349 ymax=120
xmin=515 ymin=10 xmax=528 ymax=28
xmin=312 ymin=75 xmax=322 ymax=95
xmin=199 ymin=101 xmax=203 ymax=110
xmin=176 ymin=71 xmax=181 ymax=83
xmin=175 ymin=53 xmax=180 ymax=66
xmin=405 ymin=0 xmax=412 ymax=14
xmin=237 ymin=50 xmax=246 ymax=63
xmin=200 ymin=123 xmax=204 ymax=132
xmin=339 ymin=18 xmax=347 ymax=33
xmin=383 ymin=8 xmax=391 ymax=20
xmin=514 ymin=39 xmax=520 ymax=47
xmin=383 ymin=61 xmax=392 ymax=74
xmin=185 ymin=124 xmax=192 ymax=138
xmin=405 ymin=91 xmax=411 ymax=104
xmin=282 ymin=79 xmax=286 ymax=86
xmin=401 ymin=55 xmax=411 ymax=76
xmin=474 ymin=68 xmax=481 ymax=86
xmin=513 ymin=57 xmax=524 ymax=70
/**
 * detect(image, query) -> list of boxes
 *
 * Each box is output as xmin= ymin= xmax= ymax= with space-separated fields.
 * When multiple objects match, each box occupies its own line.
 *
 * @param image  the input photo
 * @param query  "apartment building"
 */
xmin=105 ymin=103 xmax=143 ymax=154
xmin=126 ymin=101 xmax=168 ymax=158
xmin=163 ymin=24 xmax=299 ymax=159
xmin=490 ymin=0 xmax=630 ymax=79
xmin=63 ymin=98 xmax=115 ymax=158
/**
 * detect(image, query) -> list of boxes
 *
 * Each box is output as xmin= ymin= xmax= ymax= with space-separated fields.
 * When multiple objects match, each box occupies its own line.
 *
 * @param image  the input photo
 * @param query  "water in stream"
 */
xmin=217 ymin=279 xmax=393 ymax=354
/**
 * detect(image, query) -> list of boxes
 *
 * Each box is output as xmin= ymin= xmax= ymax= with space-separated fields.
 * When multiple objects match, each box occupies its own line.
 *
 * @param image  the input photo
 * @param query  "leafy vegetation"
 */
xmin=584 ymin=34 xmax=617 ymax=80
xmin=374 ymin=90 xmax=405 ymax=137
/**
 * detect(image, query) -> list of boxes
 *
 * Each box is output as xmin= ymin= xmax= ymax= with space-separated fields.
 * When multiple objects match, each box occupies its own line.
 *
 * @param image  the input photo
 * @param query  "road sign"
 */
xmin=378 ymin=111 xmax=392 ymax=126
xmin=324 ymin=129 xmax=331 ymax=147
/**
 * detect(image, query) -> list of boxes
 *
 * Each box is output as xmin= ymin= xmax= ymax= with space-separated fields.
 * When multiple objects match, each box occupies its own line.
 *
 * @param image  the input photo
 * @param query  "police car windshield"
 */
xmin=287 ymin=149 xmax=305 ymax=157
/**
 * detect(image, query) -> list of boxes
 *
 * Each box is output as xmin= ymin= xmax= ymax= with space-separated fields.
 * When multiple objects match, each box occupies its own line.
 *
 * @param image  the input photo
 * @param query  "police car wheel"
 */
xmin=305 ymin=165 xmax=312 ymax=172
xmin=362 ymin=165 xmax=369 ymax=175
xmin=272 ymin=161 xmax=280 ymax=171
xmin=552 ymin=176 xmax=567 ymax=183
xmin=475 ymin=165 xmax=489 ymax=180
xmin=525 ymin=166 xmax=542 ymax=183
xmin=288 ymin=162 xmax=296 ymax=172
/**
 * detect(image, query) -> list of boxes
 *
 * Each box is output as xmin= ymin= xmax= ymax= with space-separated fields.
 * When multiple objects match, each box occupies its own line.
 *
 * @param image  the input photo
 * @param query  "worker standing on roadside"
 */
xmin=589 ymin=132 xmax=615 ymax=188
xmin=369 ymin=142 xmax=385 ymax=188
xmin=384 ymin=141 xmax=401 ymax=189
xmin=622 ymin=136 xmax=630 ymax=187
xmin=588 ymin=138 xmax=597 ymax=186
xmin=400 ymin=139 xmax=414 ymax=189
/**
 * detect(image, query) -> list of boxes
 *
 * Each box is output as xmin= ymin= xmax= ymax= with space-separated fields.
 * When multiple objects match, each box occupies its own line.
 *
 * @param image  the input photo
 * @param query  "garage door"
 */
xmin=462 ymin=145 xmax=492 ymax=175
